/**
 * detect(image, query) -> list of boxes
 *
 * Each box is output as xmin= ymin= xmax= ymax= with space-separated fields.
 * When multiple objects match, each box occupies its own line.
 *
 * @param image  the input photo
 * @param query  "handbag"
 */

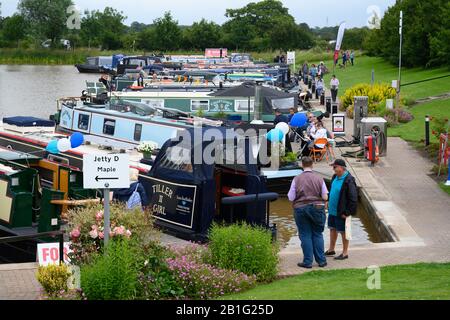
xmin=127 ymin=184 xmax=142 ymax=210
xmin=345 ymin=216 xmax=353 ymax=240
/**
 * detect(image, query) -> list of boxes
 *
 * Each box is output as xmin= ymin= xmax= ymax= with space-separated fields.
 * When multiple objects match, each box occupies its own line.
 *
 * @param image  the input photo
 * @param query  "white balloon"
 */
xmin=276 ymin=122 xmax=290 ymax=135
xmin=57 ymin=138 xmax=72 ymax=152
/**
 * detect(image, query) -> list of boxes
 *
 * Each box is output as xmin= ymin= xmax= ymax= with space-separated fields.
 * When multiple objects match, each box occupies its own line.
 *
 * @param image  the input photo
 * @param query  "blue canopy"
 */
xmin=3 ymin=117 xmax=55 ymax=127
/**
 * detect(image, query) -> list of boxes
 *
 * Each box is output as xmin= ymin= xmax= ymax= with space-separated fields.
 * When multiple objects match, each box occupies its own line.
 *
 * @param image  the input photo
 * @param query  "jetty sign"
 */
xmin=83 ymin=154 xmax=130 ymax=189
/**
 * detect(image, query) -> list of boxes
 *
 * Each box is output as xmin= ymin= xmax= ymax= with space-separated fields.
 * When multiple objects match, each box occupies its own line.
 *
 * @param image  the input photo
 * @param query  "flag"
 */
xmin=334 ymin=22 xmax=346 ymax=63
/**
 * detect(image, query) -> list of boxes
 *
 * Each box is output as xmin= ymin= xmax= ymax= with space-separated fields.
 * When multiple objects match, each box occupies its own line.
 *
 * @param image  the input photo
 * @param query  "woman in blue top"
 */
xmin=325 ymin=159 xmax=358 ymax=260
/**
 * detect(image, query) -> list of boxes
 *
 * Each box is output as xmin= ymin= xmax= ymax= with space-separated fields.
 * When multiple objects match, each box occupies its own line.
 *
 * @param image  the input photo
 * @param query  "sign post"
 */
xmin=287 ymin=51 xmax=296 ymax=71
xmin=83 ymin=154 xmax=130 ymax=246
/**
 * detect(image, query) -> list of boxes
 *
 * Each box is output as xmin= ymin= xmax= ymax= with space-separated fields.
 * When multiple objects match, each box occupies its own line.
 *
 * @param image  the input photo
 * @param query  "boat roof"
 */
xmin=0 ymin=150 xmax=41 ymax=162
xmin=70 ymin=101 xmax=196 ymax=128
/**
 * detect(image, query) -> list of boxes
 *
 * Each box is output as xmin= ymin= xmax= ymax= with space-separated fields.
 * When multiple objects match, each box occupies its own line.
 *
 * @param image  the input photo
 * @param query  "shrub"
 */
xmin=36 ymin=264 xmax=71 ymax=298
xmin=80 ymin=239 xmax=140 ymax=300
xmin=166 ymin=255 xmax=256 ymax=300
xmin=431 ymin=117 xmax=449 ymax=140
xmin=341 ymin=83 xmax=396 ymax=115
xmin=208 ymin=224 xmax=279 ymax=282
xmin=67 ymin=203 xmax=157 ymax=265
xmin=137 ymin=242 xmax=185 ymax=300
xmin=381 ymin=108 xmax=414 ymax=126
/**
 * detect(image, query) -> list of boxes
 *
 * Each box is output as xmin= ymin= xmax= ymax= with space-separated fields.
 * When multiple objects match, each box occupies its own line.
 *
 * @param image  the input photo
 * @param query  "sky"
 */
xmin=1 ymin=0 xmax=396 ymax=28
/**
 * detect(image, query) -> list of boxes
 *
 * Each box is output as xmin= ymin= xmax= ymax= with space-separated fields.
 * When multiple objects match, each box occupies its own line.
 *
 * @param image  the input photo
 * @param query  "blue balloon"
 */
xmin=46 ymin=140 xmax=59 ymax=154
xmin=70 ymin=132 xmax=84 ymax=148
xmin=266 ymin=128 xmax=284 ymax=142
xmin=290 ymin=113 xmax=307 ymax=128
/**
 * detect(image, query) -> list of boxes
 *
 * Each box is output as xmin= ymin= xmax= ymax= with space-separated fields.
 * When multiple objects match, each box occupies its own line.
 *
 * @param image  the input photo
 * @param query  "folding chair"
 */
xmin=309 ymin=138 xmax=329 ymax=162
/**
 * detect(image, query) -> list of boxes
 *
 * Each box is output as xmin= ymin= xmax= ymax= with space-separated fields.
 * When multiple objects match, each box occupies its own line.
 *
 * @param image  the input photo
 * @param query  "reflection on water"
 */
xmin=0 ymin=65 xmax=99 ymax=118
xmin=270 ymin=198 xmax=379 ymax=249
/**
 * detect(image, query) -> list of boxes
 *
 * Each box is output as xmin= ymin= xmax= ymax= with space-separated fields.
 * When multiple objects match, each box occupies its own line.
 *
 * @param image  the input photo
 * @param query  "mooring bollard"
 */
xmin=425 ymin=115 xmax=430 ymax=147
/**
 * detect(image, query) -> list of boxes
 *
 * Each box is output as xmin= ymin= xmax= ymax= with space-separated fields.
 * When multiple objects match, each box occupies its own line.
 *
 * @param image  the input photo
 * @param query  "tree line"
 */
xmin=0 ymin=0 xmax=448 ymax=68
xmin=0 ymin=0 xmax=372 ymax=52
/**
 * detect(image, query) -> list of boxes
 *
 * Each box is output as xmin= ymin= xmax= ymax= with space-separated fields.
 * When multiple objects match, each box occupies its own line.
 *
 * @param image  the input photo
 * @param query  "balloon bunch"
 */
xmin=46 ymin=132 xmax=84 ymax=154
xmin=266 ymin=122 xmax=290 ymax=142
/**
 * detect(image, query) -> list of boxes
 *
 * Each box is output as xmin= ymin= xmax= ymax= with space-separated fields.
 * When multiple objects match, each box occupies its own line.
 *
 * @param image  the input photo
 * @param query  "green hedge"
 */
xmin=208 ymin=223 xmax=279 ymax=282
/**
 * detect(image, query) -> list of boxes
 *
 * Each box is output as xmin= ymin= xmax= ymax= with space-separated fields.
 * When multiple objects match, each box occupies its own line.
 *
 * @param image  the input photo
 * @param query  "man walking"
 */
xmin=325 ymin=159 xmax=358 ymax=260
xmin=330 ymin=75 xmax=340 ymax=102
xmin=288 ymin=157 xmax=329 ymax=269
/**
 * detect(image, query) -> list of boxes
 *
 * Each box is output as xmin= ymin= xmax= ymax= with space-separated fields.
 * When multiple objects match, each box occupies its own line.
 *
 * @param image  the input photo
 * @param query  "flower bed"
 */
xmin=39 ymin=205 xmax=275 ymax=300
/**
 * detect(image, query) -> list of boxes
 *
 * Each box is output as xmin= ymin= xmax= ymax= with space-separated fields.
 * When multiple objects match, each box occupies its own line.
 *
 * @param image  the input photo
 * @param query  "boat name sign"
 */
xmin=83 ymin=154 xmax=130 ymax=189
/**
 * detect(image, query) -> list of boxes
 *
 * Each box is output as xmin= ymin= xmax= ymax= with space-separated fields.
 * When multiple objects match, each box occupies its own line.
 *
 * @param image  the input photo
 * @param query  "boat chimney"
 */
xmin=254 ymin=82 xmax=263 ymax=121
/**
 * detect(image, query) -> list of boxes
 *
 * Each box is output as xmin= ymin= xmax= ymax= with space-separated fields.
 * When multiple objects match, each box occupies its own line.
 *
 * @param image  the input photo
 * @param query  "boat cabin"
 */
xmin=139 ymin=127 xmax=278 ymax=241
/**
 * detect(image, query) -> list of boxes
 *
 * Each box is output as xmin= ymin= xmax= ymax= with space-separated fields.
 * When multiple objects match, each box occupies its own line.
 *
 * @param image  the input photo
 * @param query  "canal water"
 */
xmin=270 ymin=198 xmax=381 ymax=248
xmin=0 ymin=65 xmax=381 ymax=247
xmin=0 ymin=65 xmax=98 ymax=118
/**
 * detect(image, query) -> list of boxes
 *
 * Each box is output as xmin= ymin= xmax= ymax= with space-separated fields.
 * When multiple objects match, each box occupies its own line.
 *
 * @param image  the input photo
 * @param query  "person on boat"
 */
xmin=113 ymin=169 xmax=149 ymax=209
xmin=99 ymin=74 xmax=110 ymax=91
xmin=273 ymin=109 xmax=289 ymax=126
xmin=325 ymin=159 xmax=358 ymax=261
xmin=288 ymin=156 xmax=329 ymax=269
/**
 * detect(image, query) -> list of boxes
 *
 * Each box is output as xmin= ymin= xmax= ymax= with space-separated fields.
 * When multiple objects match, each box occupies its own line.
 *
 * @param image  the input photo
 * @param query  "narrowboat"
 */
xmin=140 ymin=126 xmax=279 ymax=241
xmin=0 ymin=148 xmax=98 ymax=263
xmin=75 ymin=56 xmax=114 ymax=74
xmin=106 ymin=82 xmax=298 ymax=123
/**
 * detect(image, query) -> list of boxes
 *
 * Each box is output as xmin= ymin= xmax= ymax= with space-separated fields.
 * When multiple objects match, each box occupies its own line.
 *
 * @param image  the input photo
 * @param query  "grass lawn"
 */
xmin=315 ymin=56 xmax=450 ymax=101
xmin=389 ymin=98 xmax=450 ymax=143
xmin=440 ymin=183 xmax=450 ymax=195
xmin=223 ymin=263 xmax=450 ymax=300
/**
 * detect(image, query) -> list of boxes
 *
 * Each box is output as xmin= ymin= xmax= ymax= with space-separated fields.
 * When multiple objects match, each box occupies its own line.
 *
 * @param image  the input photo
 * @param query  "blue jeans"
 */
xmin=294 ymin=205 xmax=327 ymax=266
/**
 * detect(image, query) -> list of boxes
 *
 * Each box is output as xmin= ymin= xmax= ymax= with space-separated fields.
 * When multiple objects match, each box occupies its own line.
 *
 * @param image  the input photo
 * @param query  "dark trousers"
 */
xmin=331 ymin=88 xmax=338 ymax=102
xmin=294 ymin=205 xmax=327 ymax=266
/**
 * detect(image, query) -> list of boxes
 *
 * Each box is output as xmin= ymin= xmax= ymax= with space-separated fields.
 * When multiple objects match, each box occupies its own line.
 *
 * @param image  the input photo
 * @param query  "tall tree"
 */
xmin=80 ymin=7 xmax=126 ymax=50
xmin=223 ymin=0 xmax=310 ymax=51
xmin=183 ymin=19 xmax=221 ymax=50
xmin=147 ymin=12 xmax=182 ymax=51
xmin=368 ymin=0 xmax=449 ymax=67
xmin=18 ymin=0 xmax=73 ymax=45
xmin=2 ymin=14 xmax=27 ymax=47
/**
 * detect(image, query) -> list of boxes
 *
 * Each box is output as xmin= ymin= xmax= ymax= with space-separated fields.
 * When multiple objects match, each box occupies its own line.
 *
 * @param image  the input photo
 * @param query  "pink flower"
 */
xmin=89 ymin=225 xmax=98 ymax=239
xmin=113 ymin=226 xmax=126 ymax=236
xmin=125 ymin=230 xmax=132 ymax=238
xmin=70 ymin=228 xmax=80 ymax=239
xmin=95 ymin=211 xmax=104 ymax=221
xmin=99 ymin=232 xmax=104 ymax=239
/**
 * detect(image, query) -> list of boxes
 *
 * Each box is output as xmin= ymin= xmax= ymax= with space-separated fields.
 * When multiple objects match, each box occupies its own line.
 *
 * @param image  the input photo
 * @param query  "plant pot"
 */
xmin=142 ymin=152 xmax=152 ymax=160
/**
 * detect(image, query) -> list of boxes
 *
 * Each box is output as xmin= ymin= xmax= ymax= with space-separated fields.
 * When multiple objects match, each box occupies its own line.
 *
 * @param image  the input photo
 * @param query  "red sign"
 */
xmin=205 ymin=48 xmax=228 ymax=58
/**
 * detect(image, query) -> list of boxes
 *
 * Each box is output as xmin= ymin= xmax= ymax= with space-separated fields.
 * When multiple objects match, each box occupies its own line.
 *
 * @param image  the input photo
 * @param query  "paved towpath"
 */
xmin=278 ymin=84 xmax=450 ymax=275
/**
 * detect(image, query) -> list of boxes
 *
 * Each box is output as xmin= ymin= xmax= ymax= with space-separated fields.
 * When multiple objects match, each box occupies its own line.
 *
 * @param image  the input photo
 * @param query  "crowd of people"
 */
xmin=299 ymin=61 xmax=341 ymax=103
xmin=335 ymin=50 xmax=355 ymax=68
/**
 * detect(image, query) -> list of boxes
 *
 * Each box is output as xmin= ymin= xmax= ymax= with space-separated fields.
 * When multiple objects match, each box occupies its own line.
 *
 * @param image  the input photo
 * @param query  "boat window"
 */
xmin=191 ymin=100 xmax=210 ymax=112
xmin=103 ymin=119 xmax=116 ymax=136
xmin=235 ymin=100 xmax=255 ymax=112
xmin=158 ymin=146 xmax=193 ymax=173
xmin=134 ymin=123 xmax=143 ymax=141
xmin=78 ymin=114 xmax=90 ymax=131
